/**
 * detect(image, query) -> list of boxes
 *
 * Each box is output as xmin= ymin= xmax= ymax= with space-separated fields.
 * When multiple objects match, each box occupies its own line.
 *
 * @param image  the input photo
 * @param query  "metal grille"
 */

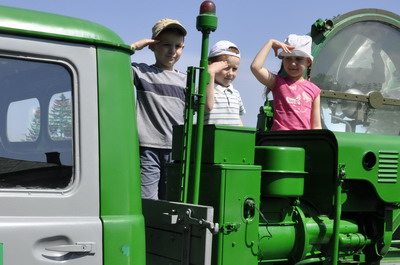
xmin=378 ymin=151 xmax=399 ymax=183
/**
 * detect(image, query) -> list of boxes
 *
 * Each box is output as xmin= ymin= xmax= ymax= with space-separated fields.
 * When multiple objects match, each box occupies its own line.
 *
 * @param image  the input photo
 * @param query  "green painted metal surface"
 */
xmin=199 ymin=164 xmax=261 ymax=265
xmin=335 ymin=132 xmax=400 ymax=203
xmin=0 ymin=3 xmax=396 ymax=264
xmin=191 ymin=4 xmax=218 ymax=204
xmin=97 ymin=47 xmax=145 ymax=265
xmin=179 ymin=66 xmax=197 ymax=203
xmin=0 ymin=5 xmax=132 ymax=53
xmin=257 ymin=202 xmax=363 ymax=263
xmin=173 ymin=125 xmax=256 ymax=165
xmin=255 ymin=146 xmax=306 ymax=197
xmin=167 ymin=163 xmax=262 ymax=264
xmin=256 ymin=129 xmax=339 ymax=215
xmin=255 ymin=128 xmax=400 ymax=263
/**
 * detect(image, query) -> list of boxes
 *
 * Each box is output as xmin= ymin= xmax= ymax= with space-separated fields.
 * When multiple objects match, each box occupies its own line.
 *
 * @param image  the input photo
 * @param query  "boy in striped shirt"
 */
xmin=130 ymin=19 xmax=187 ymax=200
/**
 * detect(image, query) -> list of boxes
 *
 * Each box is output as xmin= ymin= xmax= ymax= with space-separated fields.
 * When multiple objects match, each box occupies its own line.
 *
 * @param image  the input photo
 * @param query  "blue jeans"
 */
xmin=140 ymin=147 xmax=172 ymax=200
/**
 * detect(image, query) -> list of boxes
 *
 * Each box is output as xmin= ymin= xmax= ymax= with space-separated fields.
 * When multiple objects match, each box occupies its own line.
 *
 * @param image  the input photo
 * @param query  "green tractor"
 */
xmin=0 ymin=2 xmax=398 ymax=265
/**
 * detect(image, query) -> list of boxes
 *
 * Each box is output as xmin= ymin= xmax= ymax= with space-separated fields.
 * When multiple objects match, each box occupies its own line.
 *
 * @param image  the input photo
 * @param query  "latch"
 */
xmin=185 ymin=208 xmax=219 ymax=234
xmin=162 ymin=207 xmax=219 ymax=234
xmin=220 ymin=222 xmax=241 ymax=234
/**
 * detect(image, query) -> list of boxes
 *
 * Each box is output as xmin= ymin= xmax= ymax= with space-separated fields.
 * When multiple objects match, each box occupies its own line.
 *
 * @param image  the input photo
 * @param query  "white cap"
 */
xmin=278 ymin=34 xmax=313 ymax=62
xmin=209 ymin=40 xmax=240 ymax=59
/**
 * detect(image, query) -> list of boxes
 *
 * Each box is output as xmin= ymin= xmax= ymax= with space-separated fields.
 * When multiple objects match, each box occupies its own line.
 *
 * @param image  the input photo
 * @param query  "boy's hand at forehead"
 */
xmin=130 ymin=39 xmax=160 ymax=50
xmin=208 ymin=61 xmax=228 ymax=75
xmin=270 ymin=40 xmax=295 ymax=57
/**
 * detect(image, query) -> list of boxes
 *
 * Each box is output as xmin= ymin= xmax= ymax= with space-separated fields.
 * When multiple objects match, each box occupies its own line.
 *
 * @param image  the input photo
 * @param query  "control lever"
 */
xmin=186 ymin=208 xmax=219 ymax=234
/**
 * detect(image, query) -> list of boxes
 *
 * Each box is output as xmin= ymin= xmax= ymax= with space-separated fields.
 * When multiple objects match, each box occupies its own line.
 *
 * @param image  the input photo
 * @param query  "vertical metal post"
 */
xmin=191 ymin=1 xmax=217 ymax=204
xmin=332 ymin=165 xmax=345 ymax=265
xmin=192 ymin=32 xmax=210 ymax=204
xmin=180 ymin=67 xmax=196 ymax=203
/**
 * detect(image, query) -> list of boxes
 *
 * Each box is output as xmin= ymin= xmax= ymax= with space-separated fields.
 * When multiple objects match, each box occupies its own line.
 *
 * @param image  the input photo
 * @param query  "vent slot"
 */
xmin=378 ymin=151 xmax=398 ymax=183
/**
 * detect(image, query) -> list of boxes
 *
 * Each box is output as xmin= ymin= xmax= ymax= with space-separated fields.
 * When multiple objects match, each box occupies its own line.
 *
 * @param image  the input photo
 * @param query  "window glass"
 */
xmin=0 ymin=57 xmax=73 ymax=189
xmin=311 ymin=21 xmax=400 ymax=135
xmin=49 ymin=92 xmax=72 ymax=141
xmin=7 ymin=98 xmax=40 ymax=142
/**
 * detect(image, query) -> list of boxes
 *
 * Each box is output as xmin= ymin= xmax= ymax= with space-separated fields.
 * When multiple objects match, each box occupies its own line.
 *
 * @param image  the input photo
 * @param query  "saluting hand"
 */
xmin=270 ymin=40 xmax=295 ymax=57
xmin=130 ymin=39 xmax=159 ymax=50
xmin=208 ymin=61 xmax=228 ymax=76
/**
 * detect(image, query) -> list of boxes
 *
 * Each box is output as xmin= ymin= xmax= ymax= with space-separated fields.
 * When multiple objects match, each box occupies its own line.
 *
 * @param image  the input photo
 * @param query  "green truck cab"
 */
xmin=0 ymin=5 xmax=144 ymax=265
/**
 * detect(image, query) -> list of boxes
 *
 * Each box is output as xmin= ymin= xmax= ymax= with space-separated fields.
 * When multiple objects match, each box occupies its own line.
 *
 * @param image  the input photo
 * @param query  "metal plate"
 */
xmin=142 ymin=199 xmax=214 ymax=265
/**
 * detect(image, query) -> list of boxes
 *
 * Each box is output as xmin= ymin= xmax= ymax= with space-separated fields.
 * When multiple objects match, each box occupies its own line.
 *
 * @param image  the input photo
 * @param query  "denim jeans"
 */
xmin=140 ymin=147 xmax=172 ymax=200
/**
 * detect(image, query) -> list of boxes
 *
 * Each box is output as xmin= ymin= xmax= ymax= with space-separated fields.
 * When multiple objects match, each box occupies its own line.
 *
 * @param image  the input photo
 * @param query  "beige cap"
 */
xmin=152 ymin=18 xmax=187 ymax=39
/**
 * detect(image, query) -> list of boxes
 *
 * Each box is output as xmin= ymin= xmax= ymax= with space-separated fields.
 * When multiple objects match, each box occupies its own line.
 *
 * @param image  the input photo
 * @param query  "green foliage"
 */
xmin=48 ymin=93 xmax=72 ymax=140
xmin=25 ymin=107 xmax=41 ymax=142
xmin=25 ymin=93 xmax=72 ymax=141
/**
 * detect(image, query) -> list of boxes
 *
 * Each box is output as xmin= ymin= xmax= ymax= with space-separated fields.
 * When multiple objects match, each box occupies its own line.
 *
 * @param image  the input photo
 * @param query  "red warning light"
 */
xmin=199 ymin=1 xmax=216 ymax=14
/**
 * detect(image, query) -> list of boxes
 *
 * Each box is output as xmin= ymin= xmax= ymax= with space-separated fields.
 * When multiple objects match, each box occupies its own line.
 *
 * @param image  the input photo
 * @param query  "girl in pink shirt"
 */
xmin=251 ymin=34 xmax=322 ymax=130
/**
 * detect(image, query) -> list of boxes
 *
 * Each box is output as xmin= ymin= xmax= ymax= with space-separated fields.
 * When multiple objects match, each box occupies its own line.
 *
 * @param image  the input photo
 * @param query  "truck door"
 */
xmin=0 ymin=34 xmax=102 ymax=264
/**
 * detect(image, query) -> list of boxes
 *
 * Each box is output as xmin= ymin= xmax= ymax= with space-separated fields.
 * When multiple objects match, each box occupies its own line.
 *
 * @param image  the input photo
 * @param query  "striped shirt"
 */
xmin=204 ymin=84 xmax=245 ymax=126
xmin=132 ymin=63 xmax=186 ymax=149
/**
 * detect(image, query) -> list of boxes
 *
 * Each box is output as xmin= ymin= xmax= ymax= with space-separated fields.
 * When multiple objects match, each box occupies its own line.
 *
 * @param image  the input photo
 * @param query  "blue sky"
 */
xmin=2 ymin=0 xmax=399 ymax=126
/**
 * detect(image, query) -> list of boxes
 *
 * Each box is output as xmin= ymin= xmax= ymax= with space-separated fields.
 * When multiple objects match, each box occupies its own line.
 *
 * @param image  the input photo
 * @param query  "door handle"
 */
xmin=45 ymin=242 xmax=96 ymax=254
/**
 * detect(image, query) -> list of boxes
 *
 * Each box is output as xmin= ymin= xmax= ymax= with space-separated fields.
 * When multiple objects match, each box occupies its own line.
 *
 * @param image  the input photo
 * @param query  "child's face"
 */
xmin=153 ymin=32 xmax=185 ymax=70
xmin=282 ymin=56 xmax=311 ymax=80
xmin=214 ymin=56 xmax=240 ymax=87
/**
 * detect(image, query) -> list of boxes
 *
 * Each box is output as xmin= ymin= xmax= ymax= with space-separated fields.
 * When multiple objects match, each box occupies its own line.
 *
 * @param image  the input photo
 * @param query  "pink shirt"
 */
xmin=271 ymin=76 xmax=320 ymax=131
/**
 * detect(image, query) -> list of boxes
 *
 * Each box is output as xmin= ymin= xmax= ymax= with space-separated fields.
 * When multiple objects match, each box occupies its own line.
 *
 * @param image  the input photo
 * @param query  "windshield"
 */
xmin=311 ymin=21 xmax=400 ymax=135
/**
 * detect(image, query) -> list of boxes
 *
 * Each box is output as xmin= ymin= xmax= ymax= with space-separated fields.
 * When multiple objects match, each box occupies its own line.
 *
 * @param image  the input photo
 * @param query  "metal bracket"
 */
xmin=185 ymin=208 xmax=219 ymax=234
xmin=162 ymin=210 xmax=179 ymax=224
xmin=338 ymin=164 xmax=346 ymax=180
xmin=321 ymin=90 xmax=400 ymax=107
xmin=162 ymin=208 xmax=219 ymax=234
xmin=220 ymin=222 xmax=241 ymax=235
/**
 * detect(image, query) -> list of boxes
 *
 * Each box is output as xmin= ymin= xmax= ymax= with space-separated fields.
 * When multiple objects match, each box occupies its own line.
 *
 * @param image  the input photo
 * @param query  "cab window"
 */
xmin=311 ymin=21 xmax=400 ymax=135
xmin=0 ymin=56 xmax=73 ymax=189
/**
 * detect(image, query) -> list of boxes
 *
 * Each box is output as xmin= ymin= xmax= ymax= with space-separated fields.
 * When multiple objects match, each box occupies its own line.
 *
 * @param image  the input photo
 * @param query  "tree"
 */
xmin=25 ymin=107 xmax=41 ymax=141
xmin=48 ymin=93 xmax=72 ymax=140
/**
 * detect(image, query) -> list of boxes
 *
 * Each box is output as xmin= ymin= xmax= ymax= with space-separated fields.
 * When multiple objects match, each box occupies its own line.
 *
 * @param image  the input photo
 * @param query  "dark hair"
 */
xmin=307 ymin=64 xmax=311 ymax=80
xmin=277 ymin=59 xmax=312 ymax=80
xmin=267 ymin=60 xmax=313 ymax=97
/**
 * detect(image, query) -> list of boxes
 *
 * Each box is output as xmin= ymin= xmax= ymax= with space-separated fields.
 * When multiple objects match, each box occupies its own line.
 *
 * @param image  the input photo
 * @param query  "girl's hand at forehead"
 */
xmin=270 ymin=40 xmax=295 ymax=57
